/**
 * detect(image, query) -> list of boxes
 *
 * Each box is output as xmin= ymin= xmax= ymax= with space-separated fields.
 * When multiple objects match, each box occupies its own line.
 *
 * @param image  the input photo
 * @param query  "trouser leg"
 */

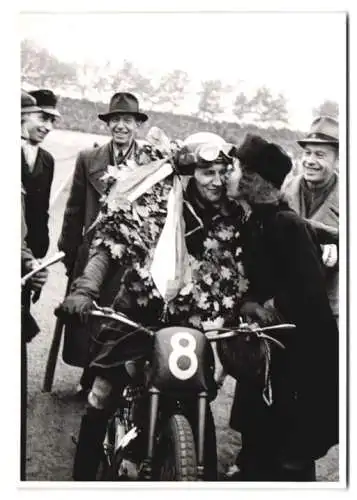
xmin=72 ymin=407 xmax=110 ymax=481
xmin=73 ymin=376 xmax=113 ymax=481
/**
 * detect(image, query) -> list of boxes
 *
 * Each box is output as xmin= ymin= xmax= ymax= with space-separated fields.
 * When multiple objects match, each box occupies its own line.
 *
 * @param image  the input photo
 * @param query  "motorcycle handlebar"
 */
xmin=88 ymin=302 xmax=295 ymax=344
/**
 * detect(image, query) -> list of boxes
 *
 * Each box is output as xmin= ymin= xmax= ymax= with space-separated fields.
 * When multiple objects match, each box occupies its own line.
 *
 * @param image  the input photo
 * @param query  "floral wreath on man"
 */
xmin=91 ymin=128 xmax=249 ymax=330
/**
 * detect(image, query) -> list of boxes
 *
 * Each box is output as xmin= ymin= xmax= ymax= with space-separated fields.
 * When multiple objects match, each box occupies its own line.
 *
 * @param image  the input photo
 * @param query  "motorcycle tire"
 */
xmin=155 ymin=414 xmax=197 ymax=481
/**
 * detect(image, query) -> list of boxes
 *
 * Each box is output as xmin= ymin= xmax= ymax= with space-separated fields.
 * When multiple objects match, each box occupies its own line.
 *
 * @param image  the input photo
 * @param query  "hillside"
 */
xmin=56 ymin=96 xmax=305 ymax=158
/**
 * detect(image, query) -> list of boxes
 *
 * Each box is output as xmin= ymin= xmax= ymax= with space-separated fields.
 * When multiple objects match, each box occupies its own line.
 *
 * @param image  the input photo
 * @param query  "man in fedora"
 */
xmin=22 ymin=88 xmax=60 ymax=260
xmin=21 ymin=89 xmax=51 ymax=480
xmin=21 ymin=90 xmax=49 ymax=337
xmin=226 ymin=134 xmax=338 ymax=481
xmin=283 ymin=116 xmax=339 ymax=321
xmin=57 ymin=92 xmax=149 ymax=393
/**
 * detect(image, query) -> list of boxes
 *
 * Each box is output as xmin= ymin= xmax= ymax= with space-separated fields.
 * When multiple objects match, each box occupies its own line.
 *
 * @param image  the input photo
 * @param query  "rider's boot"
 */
xmin=72 ymin=407 xmax=109 ymax=481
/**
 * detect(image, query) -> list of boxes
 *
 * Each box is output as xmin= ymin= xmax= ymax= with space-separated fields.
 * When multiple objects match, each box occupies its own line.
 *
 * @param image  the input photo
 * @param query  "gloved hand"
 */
xmin=240 ymin=301 xmax=278 ymax=326
xmin=321 ymin=244 xmax=338 ymax=268
xmin=55 ymin=294 xmax=93 ymax=323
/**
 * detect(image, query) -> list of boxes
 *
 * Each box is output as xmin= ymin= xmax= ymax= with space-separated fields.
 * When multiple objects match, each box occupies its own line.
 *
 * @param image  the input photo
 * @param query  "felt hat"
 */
xmin=98 ymin=92 xmax=148 ymax=122
xmin=29 ymin=89 xmax=61 ymax=118
xmin=297 ymin=116 xmax=338 ymax=147
xmin=21 ymin=90 xmax=41 ymax=114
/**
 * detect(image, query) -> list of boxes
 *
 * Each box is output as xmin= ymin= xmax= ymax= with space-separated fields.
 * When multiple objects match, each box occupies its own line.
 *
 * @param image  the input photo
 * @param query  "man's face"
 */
xmin=107 ymin=114 xmax=140 ymax=147
xmin=194 ymin=163 xmax=229 ymax=204
xmin=301 ymin=143 xmax=338 ymax=184
xmin=24 ymin=111 xmax=56 ymax=144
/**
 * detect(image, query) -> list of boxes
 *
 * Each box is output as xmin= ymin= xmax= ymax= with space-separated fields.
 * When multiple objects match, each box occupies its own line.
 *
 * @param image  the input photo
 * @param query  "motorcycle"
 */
xmin=86 ymin=302 xmax=295 ymax=481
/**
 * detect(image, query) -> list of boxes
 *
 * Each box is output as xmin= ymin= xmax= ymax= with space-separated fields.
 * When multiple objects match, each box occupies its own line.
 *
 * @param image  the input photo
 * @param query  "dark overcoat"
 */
xmin=230 ymin=202 xmax=339 ymax=461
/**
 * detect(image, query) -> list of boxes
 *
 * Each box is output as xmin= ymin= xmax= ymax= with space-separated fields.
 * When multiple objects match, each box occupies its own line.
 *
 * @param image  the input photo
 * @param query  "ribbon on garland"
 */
xmin=150 ymin=175 xmax=192 ymax=303
xmin=88 ymin=158 xmax=191 ymax=303
xmin=87 ymin=158 xmax=173 ymax=234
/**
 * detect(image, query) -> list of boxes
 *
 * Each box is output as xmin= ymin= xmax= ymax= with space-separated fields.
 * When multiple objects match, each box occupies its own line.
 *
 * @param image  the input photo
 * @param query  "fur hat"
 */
xmin=236 ymin=134 xmax=292 ymax=189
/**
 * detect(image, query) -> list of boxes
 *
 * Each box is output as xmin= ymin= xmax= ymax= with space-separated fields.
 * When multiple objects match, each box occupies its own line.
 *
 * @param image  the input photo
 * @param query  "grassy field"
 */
xmin=26 ymin=129 xmax=339 ymax=482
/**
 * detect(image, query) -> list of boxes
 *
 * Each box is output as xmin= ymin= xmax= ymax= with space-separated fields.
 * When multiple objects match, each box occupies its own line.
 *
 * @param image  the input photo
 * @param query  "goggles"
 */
xmin=176 ymin=141 xmax=237 ymax=174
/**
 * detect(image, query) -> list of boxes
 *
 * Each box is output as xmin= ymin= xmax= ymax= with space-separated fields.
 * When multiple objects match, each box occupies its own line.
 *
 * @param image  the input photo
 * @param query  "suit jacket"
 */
xmin=58 ymin=140 xmax=141 ymax=280
xmin=283 ymin=173 xmax=339 ymax=316
xmin=21 ymin=147 xmax=54 ymax=259
xmin=58 ymin=139 xmax=144 ymax=366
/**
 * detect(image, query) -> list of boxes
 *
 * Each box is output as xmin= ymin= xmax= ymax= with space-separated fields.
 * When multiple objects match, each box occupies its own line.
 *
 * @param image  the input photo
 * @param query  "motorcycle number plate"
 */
xmin=150 ymin=326 xmax=213 ymax=392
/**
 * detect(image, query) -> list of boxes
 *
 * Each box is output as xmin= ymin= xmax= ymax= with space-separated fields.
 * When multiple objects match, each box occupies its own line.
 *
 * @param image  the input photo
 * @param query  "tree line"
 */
xmin=21 ymin=38 xmax=338 ymax=127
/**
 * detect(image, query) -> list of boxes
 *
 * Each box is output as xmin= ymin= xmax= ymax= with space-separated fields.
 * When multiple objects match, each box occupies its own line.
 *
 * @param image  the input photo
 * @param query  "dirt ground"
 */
xmin=24 ymin=130 xmax=340 ymax=483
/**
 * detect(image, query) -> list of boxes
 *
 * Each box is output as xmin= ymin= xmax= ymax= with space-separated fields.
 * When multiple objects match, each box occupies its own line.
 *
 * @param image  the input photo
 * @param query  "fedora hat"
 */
xmin=98 ymin=92 xmax=148 ymax=123
xmin=29 ymin=89 xmax=61 ymax=118
xmin=297 ymin=116 xmax=339 ymax=147
xmin=236 ymin=134 xmax=292 ymax=189
xmin=21 ymin=90 xmax=41 ymax=114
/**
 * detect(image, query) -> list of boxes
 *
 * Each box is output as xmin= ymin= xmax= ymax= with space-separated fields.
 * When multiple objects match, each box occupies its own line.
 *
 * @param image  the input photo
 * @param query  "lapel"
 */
xmin=284 ymin=174 xmax=339 ymax=226
xmin=87 ymin=140 xmax=141 ymax=195
xmin=87 ymin=142 xmax=113 ymax=195
xmin=309 ymin=176 xmax=339 ymax=227
xmin=284 ymin=174 xmax=304 ymax=214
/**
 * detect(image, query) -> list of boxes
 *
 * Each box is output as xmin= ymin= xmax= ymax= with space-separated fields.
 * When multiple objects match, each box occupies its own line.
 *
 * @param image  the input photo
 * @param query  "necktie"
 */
xmin=115 ymin=150 xmax=124 ymax=165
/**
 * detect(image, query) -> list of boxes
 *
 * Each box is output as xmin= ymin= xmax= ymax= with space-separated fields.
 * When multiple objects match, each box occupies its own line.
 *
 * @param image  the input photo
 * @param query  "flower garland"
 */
xmin=93 ymin=149 xmax=249 ymax=330
xmin=126 ymin=214 xmax=249 ymax=329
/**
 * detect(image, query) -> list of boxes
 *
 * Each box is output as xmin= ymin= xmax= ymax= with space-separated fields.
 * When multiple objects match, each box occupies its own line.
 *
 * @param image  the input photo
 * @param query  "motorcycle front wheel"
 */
xmin=154 ymin=414 xmax=197 ymax=481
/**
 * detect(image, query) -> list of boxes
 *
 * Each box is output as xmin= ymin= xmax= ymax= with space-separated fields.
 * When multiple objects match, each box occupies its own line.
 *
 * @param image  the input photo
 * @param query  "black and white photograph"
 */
xmin=15 ymin=3 xmax=348 ymax=489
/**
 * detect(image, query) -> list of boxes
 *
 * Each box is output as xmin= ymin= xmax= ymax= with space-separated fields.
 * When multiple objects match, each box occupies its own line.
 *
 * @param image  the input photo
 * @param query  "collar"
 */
xmin=112 ymin=139 xmax=135 ymax=164
xmin=302 ymin=171 xmax=337 ymax=193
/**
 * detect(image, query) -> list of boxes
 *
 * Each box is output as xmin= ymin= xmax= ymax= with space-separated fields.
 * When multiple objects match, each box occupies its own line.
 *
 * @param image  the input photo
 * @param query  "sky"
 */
xmin=19 ymin=10 xmax=346 ymax=129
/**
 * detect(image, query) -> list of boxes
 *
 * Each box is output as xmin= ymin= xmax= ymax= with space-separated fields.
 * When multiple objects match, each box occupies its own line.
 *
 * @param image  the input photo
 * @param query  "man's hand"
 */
xmin=55 ymin=294 xmax=93 ymax=323
xmin=321 ymin=244 xmax=338 ymax=268
xmin=240 ymin=301 xmax=279 ymax=326
xmin=29 ymin=266 xmax=48 ymax=293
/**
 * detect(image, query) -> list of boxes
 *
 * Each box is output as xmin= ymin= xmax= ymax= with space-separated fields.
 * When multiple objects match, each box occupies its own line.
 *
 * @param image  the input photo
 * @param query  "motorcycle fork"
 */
xmin=141 ymin=386 xmax=160 ymax=480
xmin=196 ymin=391 xmax=208 ymax=481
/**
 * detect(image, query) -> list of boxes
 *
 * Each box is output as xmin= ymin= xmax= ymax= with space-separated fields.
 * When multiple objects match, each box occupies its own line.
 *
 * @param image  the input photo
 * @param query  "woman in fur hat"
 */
xmin=225 ymin=134 xmax=339 ymax=482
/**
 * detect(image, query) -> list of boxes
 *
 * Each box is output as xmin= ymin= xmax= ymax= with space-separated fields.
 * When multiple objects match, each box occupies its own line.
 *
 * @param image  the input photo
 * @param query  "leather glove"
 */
xmin=55 ymin=294 xmax=93 ymax=323
xmin=321 ymin=244 xmax=338 ymax=268
xmin=240 ymin=301 xmax=279 ymax=326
